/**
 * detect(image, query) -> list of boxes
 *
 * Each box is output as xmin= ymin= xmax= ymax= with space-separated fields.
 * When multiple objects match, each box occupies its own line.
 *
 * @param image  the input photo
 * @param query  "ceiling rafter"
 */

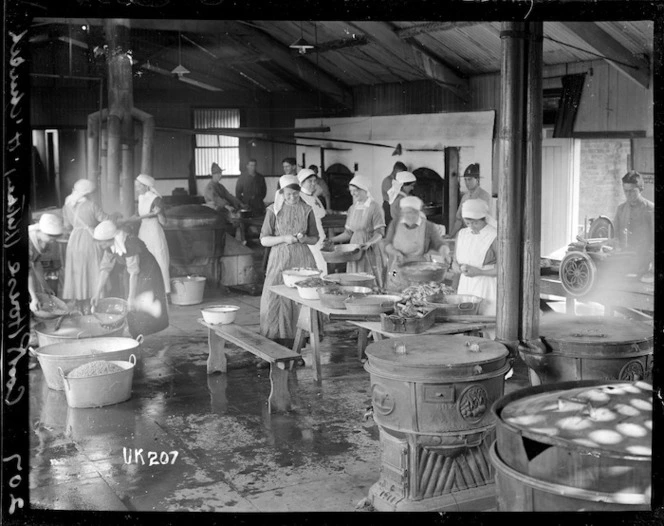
xmin=394 ymin=21 xmax=483 ymax=39
xmin=240 ymin=23 xmax=353 ymax=108
xmin=348 ymin=21 xmax=470 ymax=102
xmin=315 ymin=35 xmax=369 ymax=52
xmin=560 ymin=22 xmax=650 ymax=89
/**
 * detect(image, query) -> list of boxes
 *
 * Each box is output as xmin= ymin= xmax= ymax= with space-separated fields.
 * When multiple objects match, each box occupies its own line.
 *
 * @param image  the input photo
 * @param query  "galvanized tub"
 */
xmin=60 ymin=354 xmax=136 ymax=408
xmin=490 ymin=380 xmax=652 ymax=511
xmin=170 ymin=276 xmax=207 ymax=305
xmin=520 ymin=315 xmax=653 ymax=386
xmin=34 ymin=336 xmax=142 ymax=391
xmin=34 ymin=315 xmax=126 ymax=347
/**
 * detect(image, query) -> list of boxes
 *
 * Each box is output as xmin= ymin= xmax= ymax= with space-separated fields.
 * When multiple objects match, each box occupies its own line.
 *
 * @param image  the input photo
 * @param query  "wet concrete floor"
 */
xmin=30 ymin=288 xmax=533 ymax=512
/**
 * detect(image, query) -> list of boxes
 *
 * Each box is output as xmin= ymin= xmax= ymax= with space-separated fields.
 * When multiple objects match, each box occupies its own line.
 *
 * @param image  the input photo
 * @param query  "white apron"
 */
xmin=455 ymin=224 xmax=497 ymax=316
xmin=138 ymin=191 xmax=171 ymax=293
xmin=299 ymin=191 xmax=327 ymax=273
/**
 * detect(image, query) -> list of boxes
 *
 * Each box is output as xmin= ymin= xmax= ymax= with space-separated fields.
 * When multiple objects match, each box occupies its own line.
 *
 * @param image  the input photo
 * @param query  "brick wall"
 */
xmin=578 ymin=139 xmax=630 ymax=231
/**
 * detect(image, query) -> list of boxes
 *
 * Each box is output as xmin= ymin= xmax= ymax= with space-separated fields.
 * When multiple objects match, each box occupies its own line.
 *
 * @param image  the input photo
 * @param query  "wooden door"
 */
xmin=444 ymin=147 xmax=460 ymax=232
xmin=632 ymin=138 xmax=654 ymax=202
xmin=541 ymin=139 xmax=577 ymax=257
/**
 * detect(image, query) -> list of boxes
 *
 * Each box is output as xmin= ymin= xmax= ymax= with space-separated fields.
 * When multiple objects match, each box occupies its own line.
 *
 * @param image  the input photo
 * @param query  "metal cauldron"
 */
xmin=490 ymin=380 xmax=652 ymax=511
xmin=364 ymin=334 xmax=509 ymax=511
xmin=520 ymin=315 xmax=653 ymax=386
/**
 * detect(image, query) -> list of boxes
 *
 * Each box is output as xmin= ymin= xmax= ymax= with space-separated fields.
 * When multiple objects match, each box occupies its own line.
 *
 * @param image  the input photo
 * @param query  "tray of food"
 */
xmin=380 ymin=304 xmax=436 ymax=334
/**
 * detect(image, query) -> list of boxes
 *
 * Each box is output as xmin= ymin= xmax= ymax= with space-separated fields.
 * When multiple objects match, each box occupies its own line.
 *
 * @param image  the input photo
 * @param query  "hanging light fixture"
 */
xmin=171 ymin=32 xmax=191 ymax=76
xmin=290 ymin=22 xmax=314 ymax=54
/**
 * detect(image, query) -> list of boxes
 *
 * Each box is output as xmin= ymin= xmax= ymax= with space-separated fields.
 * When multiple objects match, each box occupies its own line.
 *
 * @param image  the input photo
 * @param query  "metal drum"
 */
xmin=364 ymin=335 xmax=509 ymax=511
xmin=520 ymin=315 xmax=653 ymax=386
xmin=490 ymin=380 xmax=652 ymax=511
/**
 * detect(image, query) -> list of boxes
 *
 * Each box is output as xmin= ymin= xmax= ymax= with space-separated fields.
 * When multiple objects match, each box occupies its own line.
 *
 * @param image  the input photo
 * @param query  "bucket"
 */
xmin=490 ymin=380 xmax=652 ymax=511
xmin=59 ymin=354 xmax=136 ymax=408
xmin=170 ymin=276 xmax=207 ymax=305
xmin=35 ymin=336 xmax=142 ymax=391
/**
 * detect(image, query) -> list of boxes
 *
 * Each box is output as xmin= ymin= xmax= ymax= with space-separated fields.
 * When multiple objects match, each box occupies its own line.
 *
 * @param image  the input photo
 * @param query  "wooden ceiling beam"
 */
xmin=315 ymin=35 xmax=369 ymax=52
xmin=33 ymin=18 xmax=237 ymax=34
xmin=348 ymin=21 xmax=469 ymax=102
xmin=238 ymin=26 xmax=353 ymax=108
xmin=395 ymin=21 xmax=483 ymax=39
xmin=560 ymin=22 xmax=650 ymax=89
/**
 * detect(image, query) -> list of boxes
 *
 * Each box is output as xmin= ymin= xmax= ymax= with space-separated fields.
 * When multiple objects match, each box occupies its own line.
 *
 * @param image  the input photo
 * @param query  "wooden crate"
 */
xmin=380 ymin=309 xmax=436 ymax=334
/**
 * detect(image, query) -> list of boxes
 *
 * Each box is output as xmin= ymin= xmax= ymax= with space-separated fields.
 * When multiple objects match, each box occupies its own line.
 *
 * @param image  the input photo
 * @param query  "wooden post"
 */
xmin=497 ymin=22 xmax=526 ymax=355
xmin=521 ymin=22 xmax=544 ymax=344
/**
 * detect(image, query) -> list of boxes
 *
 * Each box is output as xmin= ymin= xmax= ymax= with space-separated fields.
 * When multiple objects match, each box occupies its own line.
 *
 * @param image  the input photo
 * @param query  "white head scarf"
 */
xmin=461 ymin=199 xmax=497 ymax=229
xmin=297 ymin=169 xmax=317 ymax=196
xmin=38 ymin=213 xmax=64 ymax=236
xmin=399 ymin=195 xmax=426 ymax=225
xmin=93 ymin=220 xmax=127 ymax=256
xmin=136 ymin=173 xmax=162 ymax=197
xmin=387 ymin=171 xmax=417 ymax=204
xmin=348 ymin=174 xmax=374 ymax=210
xmin=273 ymin=174 xmax=300 ymax=214
xmin=65 ymin=179 xmax=96 ymax=207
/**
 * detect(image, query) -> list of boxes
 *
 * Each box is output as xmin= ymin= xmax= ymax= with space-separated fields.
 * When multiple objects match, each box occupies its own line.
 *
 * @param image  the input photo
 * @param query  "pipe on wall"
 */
xmin=521 ymin=22 xmax=544 ymax=345
xmin=496 ymin=22 xmax=527 ymax=355
xmin=106 ymin=112 xmax=122 ymax=213
xmin=132 ymin=107 xmax=155 ymax=176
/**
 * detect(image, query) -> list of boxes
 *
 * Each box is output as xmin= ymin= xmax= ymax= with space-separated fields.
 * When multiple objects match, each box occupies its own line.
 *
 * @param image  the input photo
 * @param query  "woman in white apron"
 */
xmin=327 ymin=175 xmax=386 ymax=288
xmin=132 ymin=174 xmax=171 ymax=294
xmin=297 ymin=168 xmax=327 ymax=273
xmin=384 ymin=196 xmax=450 ymax=292
xmin=62 ymin=179 xmax=109 ymax=302
xmin=387 ymin=170 xmax=417 ymax=224
xmin=453 ymin=199 xmax=497 ymax=316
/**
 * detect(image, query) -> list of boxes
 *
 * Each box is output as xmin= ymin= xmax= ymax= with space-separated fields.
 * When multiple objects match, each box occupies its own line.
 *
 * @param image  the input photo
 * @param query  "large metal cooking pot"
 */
xmin=163 ymin=204 xmax=227 ymax=260
xmin=490 ymin=380 xmax=652 ymax=511
xmin=520 ymin=315 xmax=653 ymax=386
xmin=364 ymin=334 xmax=510 ymax=511
xmin=163 ymin=204 xmax=225 ymax=229
xmin=365 ymin=334 xmax=510 ymax=437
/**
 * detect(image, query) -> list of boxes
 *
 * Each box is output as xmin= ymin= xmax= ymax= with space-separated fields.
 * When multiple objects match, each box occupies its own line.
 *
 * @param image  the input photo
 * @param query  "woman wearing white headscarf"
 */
xmin=387 ymin=171 xmax=417 ymax=224
xmin=28 ymin=213 xmax=64 ymax=313
xmin=328 ymin=174 xmax=386 ymax=287
xmin=125 ymin=174 xmax=171 ymax=294
xmin=384 ymin=196 xmax=450 ymax=292
xmin=259 ymin=175 xmax=319 ymax=344
xmin=453 ymin=199 xmax=498 ymax=316
xmin=61 ymin=179 xmax=109 ymax=302
xmin=92 ymin=219 xmax=169 ymax=338
xmin=297 ymin=168 xmax=327 ymax=273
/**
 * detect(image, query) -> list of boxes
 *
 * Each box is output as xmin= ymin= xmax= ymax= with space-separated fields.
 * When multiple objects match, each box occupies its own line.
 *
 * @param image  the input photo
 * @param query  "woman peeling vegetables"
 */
xmin=259 ymin=175 xmax=319 ymax=346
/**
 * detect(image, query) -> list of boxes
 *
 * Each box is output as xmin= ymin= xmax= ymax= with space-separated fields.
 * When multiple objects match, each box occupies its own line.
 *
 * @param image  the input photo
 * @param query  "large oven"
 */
xmin=324 ymin=162 xmax=354 ymax=212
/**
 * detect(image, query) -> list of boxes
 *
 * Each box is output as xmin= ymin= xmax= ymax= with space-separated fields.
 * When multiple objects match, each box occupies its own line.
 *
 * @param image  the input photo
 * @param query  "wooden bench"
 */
xmin=197 ymin=319 xmax=301 ymax=413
